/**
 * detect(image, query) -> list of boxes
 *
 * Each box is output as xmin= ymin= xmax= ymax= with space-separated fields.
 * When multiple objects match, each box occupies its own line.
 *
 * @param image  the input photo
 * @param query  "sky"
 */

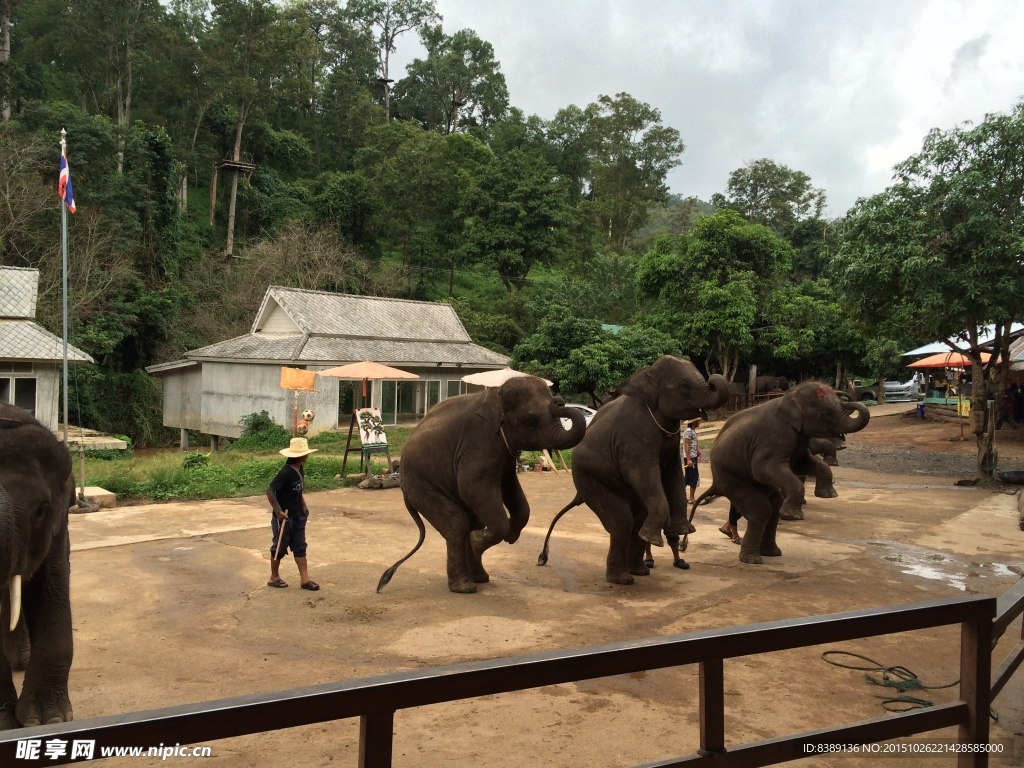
xmin=390 ymin=0 xmax=1024 ymax=217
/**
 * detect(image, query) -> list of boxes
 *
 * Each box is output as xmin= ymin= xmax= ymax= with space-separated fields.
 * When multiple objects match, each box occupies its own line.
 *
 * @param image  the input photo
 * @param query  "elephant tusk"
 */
xmin=8 ymin=575 xmax=20 ymax=632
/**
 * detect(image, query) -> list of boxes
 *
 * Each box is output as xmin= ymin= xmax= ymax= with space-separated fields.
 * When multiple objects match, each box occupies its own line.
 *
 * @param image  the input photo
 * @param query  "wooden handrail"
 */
xmin=0 ymin=595 xmax=997 ymax=767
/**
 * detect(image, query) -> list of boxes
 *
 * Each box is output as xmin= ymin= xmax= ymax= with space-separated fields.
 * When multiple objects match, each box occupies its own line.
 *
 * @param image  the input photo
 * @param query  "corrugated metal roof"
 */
xmin=255 ymin=287 xmax=472 ymax=342
xmin=0 ymin=267 xmax=39 ymax=319
xmin=0 ymin=320 xmax=93 ymax=362
xmin=183 ymin=332 xmax=507 ymax=367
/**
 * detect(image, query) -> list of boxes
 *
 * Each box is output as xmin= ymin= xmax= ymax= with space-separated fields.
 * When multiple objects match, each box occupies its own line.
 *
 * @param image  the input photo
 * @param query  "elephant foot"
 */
xmin=638 ymin=522 xmax=664 ymax=547
xmin=0 ymin=703 xmax=19 ymax=730
xmin=447 ymin=578 xmax=478 ymax=594
xmin=16 ymin=691 xmax=73 ymax=728
xmin=824 ymin=458 xmax=839 ymax=466
xmin=779 ymin=502 xmax=804 ymax=521
xmin=469 ymin=566 xmax=490 ymax=584
xmin=760 ymin=545 xmax=782 ymax=557
xmin=628 ymin=564 xmax=651 ymax=576
xmin=814 ymin=487 xmax=839 ymax=499
xmin=606 ymin=571 xmax=636 ymax=585
xmin=739 ymin=551 xmax=764 ymax=564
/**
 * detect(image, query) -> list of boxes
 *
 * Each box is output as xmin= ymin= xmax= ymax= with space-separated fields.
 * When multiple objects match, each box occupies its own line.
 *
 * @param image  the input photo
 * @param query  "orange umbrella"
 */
xmin=907 ymin=351 xmax=991 ymax=369
xmin=318 ymin=360 xmax=418 ymax=396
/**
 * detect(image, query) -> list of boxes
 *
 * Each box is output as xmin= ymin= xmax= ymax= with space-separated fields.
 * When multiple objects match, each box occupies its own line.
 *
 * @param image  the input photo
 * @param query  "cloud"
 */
xmin=390 ymin=0 xmax=1024 ymax=216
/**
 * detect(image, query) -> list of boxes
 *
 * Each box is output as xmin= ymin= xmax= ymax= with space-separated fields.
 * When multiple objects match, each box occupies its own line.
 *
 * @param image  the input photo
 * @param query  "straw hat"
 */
xmin=279 ymin=437 xmax=318 ymax=458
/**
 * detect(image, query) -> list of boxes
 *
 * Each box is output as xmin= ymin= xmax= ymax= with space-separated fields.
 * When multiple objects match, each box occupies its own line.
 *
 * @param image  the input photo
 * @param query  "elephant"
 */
xmin=378 ymin=376 xmax=587 ymax=594
xmin=0 ymin=404 xmax=75 ymax=728
xmin=754 ymin=375 xmax=790 ymax=394
xmin=537 ymin=356 xmax=729 ymax=585
xmin=809 ymin=436 xmax=846 ymax=467
xmin=692 ymin=382 xmax=869 ymax=564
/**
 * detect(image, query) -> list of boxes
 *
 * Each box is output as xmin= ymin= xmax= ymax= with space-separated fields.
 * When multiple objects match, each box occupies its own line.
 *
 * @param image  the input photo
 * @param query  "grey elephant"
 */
xmin=692 ymin=382 xmax=869 ymax=564
xmin=809 ymin=436 xmax=845 ymax=466
xmin=537 ymin=356 xmax=729 ymax=585
xmin=378 ymin=376 xmax=587 ymax=594
xmin=754 ymin=375 xmax=790 ymax=394
xmin=0 ymin=404 xmax=75 ymax=728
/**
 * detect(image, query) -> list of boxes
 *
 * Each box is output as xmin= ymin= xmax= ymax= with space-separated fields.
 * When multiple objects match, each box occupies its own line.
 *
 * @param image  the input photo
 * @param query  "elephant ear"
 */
xmin=615 ymin=366 xmax=659 ymax=410
xmin=475 ymin=388 xmax=503 ymax=432
xmin=776 ymin=394 xmax=804 ymax=432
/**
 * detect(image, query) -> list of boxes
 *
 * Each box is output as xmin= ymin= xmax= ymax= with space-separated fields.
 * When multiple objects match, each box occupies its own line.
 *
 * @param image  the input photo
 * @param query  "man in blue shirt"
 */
xmin=266 ymin=437 xmax=320 ymax=590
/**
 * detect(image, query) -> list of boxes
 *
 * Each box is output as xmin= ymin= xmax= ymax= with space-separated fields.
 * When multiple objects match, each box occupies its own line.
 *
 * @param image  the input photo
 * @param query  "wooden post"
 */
xmin=699 ymin=658 xmax=726 ymax=757
xmin=747 ymin=364 xmax=757 ymax=410
xmin=180 ymin=428 xmax=188 ymax=451
xmin=208 ymin=164 xmax=218 ymax=226
xmin=358 ymin=711 xmax=394 ymax=768
xmin=957 ymin=615 xmax=992 ymax=767
xmin=341 ymin=411 xmax=358 ymax=474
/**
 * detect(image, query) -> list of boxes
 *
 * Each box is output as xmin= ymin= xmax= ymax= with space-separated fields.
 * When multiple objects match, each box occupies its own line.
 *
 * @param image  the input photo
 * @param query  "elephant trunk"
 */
xmin=697 ymin=374 xmax=731 ymax=412
xmin=547 ymin=404 xmax=587 ymax=450
xmin=840 ymin=401 xmax=870 ymax=434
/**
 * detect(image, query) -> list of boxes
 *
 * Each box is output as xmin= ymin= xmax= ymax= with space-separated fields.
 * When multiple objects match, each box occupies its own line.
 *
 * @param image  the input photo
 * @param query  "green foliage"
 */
xmin=229 ymin=411 xmax=292 ymax=452
xmin=182 ymin=451 xmax=211 ymax=471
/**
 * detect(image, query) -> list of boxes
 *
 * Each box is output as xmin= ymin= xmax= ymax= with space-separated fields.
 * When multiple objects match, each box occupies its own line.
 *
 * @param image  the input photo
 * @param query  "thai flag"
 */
xmin=58 ymin=146 xmax=76 ymax=213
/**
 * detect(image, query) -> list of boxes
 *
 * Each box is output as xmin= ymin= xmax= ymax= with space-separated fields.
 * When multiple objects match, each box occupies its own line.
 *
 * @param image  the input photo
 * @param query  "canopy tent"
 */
xmin=318 ymin=361 xmax=419 ymax=471
xmin=907 ymin=351 xmax=990 ymax=369
xmin=461 ymin=368 xmax=553 ymax=387
xmin=903 ymin=323 xmax=1024 ymax=357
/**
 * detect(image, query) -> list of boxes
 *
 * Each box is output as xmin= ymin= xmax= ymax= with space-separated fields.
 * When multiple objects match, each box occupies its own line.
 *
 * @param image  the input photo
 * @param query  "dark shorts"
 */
xmin=684 ymin=461 xmax=700 ymax=488
xmin=270 ymin=510 xmax=308 ymax=559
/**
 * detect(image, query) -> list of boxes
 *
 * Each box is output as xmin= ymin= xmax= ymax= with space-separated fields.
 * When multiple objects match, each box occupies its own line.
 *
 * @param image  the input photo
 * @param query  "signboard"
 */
xmin=280 ymin=367 xmax=316 ymax=391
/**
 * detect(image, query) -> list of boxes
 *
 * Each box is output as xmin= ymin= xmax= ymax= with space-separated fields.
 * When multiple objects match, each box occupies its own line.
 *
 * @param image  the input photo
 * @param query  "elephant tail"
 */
xmin=376 ymin=500 xmax=427 ymax=593
xmin=680 ymin=486 xmax=720 ymax=553
xmin=536 ymin=496 xmax=583 ymax=566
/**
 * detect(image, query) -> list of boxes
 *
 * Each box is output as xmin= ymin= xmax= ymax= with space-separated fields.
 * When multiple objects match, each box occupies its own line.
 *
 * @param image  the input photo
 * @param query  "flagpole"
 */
xmin=60 ymin=128 xmax=69 ymax=452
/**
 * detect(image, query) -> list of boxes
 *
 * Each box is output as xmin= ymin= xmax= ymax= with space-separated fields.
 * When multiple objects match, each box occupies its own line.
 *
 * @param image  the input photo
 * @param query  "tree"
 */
xmin=711 ymin=158 xmax=826 ymax=236
xmin=465 ymin=148 xmax=571 ymax=292
xmin=0 ymin=0 xmax=20 ymax=121
xmin=636 ymin=210 xmax=793 ymax=381
xmin=833 ymin=101 xmax=1024 ymax=475
xmin=587 ymin=93 xmax=684 ymax=250
xmin=209 ymin=0 xmax=294 ymax=256
xmin=346 ymin=0 xmax=440 ymax=120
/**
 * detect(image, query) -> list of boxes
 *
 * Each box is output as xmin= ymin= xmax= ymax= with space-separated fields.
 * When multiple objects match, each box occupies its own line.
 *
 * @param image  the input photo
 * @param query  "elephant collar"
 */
xmin=646 ymin=405 xmax=680 ymax=436
xmin=498 ymin=423 xmax=519 ymax=457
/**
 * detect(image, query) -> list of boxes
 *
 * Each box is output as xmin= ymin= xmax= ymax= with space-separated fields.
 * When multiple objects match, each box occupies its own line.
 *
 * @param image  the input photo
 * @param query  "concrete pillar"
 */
xmin=180 ymin=428 xmax=189 ymax=451
xmin=210 ymin=434 xmax=220 ymax=452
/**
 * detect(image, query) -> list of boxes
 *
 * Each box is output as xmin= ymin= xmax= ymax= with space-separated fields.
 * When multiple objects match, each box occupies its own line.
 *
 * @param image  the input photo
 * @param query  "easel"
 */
xmin=341 ymin=378 xmax=387 ymax=473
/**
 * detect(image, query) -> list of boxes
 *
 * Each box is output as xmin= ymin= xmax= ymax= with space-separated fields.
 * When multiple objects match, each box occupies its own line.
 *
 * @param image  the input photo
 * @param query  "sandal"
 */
xmin=267 ymin=578 xmax=288 ymax=588
xmin=673 ymin=559 xmax=690 ymax=570
xmin=300 ymin=581 xmax=320 ymax=591
xmin=643 ymin=557 xmax=655 ymax=568
xmin=718 ymin=525 xmax=734 ymax=539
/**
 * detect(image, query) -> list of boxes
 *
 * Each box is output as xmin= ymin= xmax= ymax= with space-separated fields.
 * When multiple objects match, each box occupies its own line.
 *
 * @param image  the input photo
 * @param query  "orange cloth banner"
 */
xmin=280 ymin=367 xmax=316 ymax=391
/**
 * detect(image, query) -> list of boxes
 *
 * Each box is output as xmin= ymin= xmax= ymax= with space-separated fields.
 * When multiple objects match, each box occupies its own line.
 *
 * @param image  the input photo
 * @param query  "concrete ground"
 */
xmin=44 ymin=432 xmax=1024 ymax=767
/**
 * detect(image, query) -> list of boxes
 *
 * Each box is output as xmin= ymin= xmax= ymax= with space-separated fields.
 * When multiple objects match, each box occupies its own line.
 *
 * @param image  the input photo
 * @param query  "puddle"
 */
xmin=865 ymin=540 xmax=1023 ymax=591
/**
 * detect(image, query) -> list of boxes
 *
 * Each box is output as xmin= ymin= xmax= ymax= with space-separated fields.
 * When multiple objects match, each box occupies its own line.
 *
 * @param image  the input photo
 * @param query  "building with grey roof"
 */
xmin=146 ymin=286 xmax=509 ymax=441
xmin=0 ymin=266 xmax=93 ymax=431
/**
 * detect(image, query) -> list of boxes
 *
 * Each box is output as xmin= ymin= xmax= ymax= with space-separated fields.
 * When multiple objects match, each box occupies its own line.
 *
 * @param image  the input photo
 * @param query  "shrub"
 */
xmin=183 ymin=452 xmax=211 ymax=471
xmin=228 ymin=411 xmax=292 ymax=453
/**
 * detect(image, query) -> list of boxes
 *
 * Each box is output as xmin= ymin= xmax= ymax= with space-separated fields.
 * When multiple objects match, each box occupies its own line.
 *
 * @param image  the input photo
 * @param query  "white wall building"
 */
xmin=146 ymin=286 xmax=509 ymax=441
xmin=0 ymin=266 xmax=93 ymax=431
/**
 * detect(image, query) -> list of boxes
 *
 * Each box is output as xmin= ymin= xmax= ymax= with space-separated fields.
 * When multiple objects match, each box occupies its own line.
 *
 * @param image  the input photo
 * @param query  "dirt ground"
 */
xmin=30 ymin=410 xmax=1024 ymax=766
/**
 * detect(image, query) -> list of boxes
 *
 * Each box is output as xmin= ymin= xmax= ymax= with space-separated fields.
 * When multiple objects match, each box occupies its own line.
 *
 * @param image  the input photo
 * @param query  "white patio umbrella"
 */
xmin=461 ymin=368 xmax=553 ymax=387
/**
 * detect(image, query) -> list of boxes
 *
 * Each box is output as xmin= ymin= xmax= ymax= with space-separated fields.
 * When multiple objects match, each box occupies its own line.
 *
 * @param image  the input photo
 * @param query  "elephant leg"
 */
xmin=624 ymin=465 xmax=671 ymax=546
xmin=800 ymin=454 xmax=838 ymax=499
xmin=407 ymin=485 xmax=478 ymax=593
xmin=460 ymin=479 xmax=511 ymax=587
xmin=755 ymin=460 xmax=806 ymax=520
xmin=17 ymin=552 xmax=73 ymax=727
xmin=2 ymin=615 xmax=30 ymax=671
xmin=577 ymin=483 xmax=638 ymax=585
xmin=729 ymin=485 xmax=775 ymax=565
xmin=500 ymin=469 xmax=530 ymax=544
xmin=464 ymin=536 xmax=488 ymax=584
xmin=626 ymin=498 xmax=651 ymax=576
xmin=662 ymin=462 xmax=694 ymax=536
xmin=761 ymin=491 xmax=783 ymax=557
xmin=0 ymin=639 xmax=17 ymax=730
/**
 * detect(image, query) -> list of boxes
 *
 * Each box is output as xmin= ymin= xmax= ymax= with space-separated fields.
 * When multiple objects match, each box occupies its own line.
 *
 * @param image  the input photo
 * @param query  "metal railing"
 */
xmin=4 ymin=591 xmax=1018 ymax=768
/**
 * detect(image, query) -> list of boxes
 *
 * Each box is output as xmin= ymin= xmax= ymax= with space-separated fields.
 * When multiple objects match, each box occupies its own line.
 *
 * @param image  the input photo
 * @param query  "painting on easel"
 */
xmin=357 ymin=408 xmax=387 ymax=448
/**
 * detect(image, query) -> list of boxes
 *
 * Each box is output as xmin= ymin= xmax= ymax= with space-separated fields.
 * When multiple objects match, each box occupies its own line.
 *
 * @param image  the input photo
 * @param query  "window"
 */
xmin=0 ymin=378 xmax=9 ymax=404
xmin=427 ymin=381 xmax=440 ymax=411
xmin=381 ymin=381 xmax=397 ymax=425
xmin=13 ymin=378 xmax=36 ymax=416
xmin=446 ymin=380 xmax=461 ymax=398
xmin=0 ymin=362 xmax=31 ymax=373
